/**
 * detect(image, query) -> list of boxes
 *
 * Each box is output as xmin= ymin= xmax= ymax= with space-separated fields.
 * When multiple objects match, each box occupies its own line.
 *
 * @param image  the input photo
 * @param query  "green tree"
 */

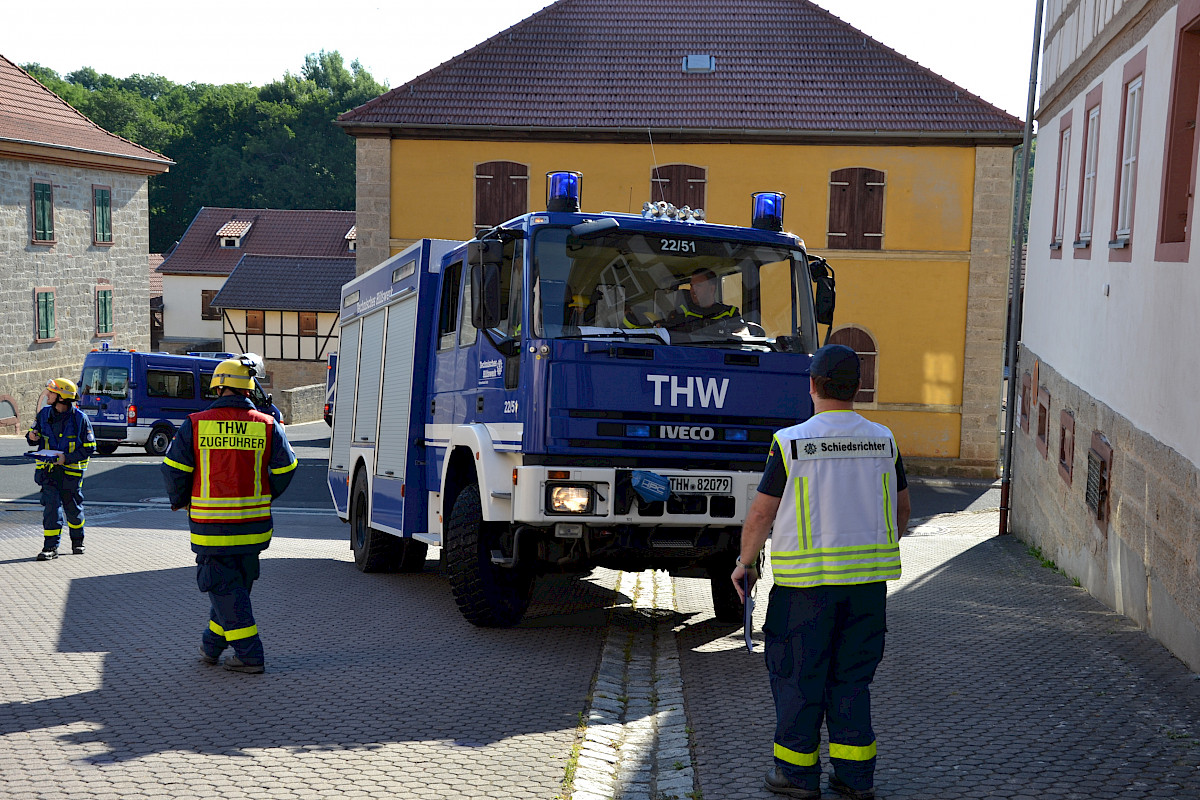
xmin=19 ymin=52 xmax=387 ymax=253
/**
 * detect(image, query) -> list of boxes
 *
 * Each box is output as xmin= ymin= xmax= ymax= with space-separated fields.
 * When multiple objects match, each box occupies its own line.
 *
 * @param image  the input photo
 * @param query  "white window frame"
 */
xmin=1080 ymin=106 xmax=1100 ymax=241
xmin=1055 ymin=127 xmax=1072 ymax=243
xmin=1116 ymin=77 xmax=1143 ymax=237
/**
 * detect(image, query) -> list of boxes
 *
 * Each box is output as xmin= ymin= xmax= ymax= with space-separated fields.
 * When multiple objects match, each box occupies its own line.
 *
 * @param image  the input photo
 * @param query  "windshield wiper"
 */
xmin=556 ymin=331 xmax=668 ymax=342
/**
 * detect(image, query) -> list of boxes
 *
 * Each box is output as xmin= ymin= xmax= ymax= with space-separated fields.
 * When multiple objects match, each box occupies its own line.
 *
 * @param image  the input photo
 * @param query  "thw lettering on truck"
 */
xmin=646 ymin=374 xmax=730 ymax=408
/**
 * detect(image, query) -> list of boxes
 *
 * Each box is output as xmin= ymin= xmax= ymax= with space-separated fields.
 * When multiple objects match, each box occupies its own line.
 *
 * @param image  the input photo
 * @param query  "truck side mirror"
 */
xmin=471 ymin=263 xmax=502 ymax=329
xmin=467 ymin=239 xmax=503 ymax=267
xmin=808 ymin=258 xmax=836 ymax=327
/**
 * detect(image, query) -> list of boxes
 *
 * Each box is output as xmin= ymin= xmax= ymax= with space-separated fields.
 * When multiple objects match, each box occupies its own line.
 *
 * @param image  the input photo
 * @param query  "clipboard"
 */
xmin=25 ymin=449 xmax=64 ymax=462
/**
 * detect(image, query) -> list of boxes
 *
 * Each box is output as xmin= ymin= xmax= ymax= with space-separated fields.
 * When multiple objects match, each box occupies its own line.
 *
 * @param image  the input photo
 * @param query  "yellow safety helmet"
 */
xmin=47 ymin=377 xmax=78 ymax=402
xmin=210 ymin=355 xmax=259 ymax=391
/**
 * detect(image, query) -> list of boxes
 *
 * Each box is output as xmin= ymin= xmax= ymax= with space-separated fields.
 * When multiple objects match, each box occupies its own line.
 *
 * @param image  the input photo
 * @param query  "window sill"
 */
xmin=33 ymin=337 xmax=60 ymax=344
xmin=92 ymin=240 xmax=114 ymax=247
xmin=94 ymin=332 xmax=115 ymax=339
xmin=1108 ymin=238 xmax=1130 ymax=249
xmin=31 ymin=239 xmax=56 ymax=246
xmin=1049 ymin=241 xmax=1063 ymax=250
xmin=1073 ymin=240 xmax=1091 ymax=249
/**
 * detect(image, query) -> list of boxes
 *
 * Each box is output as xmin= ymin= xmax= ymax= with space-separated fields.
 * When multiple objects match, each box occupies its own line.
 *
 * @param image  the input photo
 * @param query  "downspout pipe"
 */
xmin=1000 ymin=0 xmax=1047 ymax=535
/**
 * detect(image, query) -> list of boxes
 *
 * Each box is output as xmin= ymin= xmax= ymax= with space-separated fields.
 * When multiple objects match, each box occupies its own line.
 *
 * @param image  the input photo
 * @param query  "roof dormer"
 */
xmin=216 ymin=219 xmax=253 ymax=248
xmin=345 ymin=225 xmax=356 ymax=252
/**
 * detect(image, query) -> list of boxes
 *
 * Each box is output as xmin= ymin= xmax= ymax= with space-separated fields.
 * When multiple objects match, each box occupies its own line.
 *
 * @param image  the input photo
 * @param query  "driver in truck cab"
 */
xmin=663 ymin=268 xmax=745 ymax=333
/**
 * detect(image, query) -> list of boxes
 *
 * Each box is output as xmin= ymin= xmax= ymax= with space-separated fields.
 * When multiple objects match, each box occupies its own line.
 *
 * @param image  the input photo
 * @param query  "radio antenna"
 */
xmin=648 ymin=128 xmax=665 ymax=203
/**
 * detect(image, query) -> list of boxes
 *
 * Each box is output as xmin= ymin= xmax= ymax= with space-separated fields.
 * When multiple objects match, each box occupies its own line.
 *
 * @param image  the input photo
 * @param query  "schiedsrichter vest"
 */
xmin=770 ymin=410 xmax=902 ymax=588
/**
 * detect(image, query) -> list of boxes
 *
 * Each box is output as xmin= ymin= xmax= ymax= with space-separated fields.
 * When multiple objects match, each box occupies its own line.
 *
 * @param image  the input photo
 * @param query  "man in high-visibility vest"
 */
xmin=161 ymin=355 xmax=297 ymax=674
xmin=733 ymin=344 xmax=910 ymax=800
xmin=26 ymin=378 xmax=96 ymax=560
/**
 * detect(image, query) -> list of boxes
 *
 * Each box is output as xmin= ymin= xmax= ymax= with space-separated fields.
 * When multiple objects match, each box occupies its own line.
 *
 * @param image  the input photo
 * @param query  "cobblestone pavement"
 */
xmin=676 ymin=511 xmax=1200 ymax=800
xmin=0 ymin=505 xmax=609 ymax=800
xmin=5 ymin=503 xmax=1200 ymax=800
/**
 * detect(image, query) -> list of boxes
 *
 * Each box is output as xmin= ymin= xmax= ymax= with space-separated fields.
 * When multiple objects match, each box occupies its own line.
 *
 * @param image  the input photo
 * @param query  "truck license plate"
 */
xmin=669 ymin=476 xmax=732 ymax=494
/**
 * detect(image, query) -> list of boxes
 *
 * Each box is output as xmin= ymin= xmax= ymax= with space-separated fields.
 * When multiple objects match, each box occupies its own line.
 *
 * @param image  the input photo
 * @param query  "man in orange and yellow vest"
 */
xmin=161 ymin=355 xmax=296 ymax=674
xmin=734 ymin=344 xmax=910 ymax=800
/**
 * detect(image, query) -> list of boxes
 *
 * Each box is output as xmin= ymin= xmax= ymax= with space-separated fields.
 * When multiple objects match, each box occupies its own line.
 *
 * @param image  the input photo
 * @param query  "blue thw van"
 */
xmin=77 ymin=347 xmax=279 ymax=456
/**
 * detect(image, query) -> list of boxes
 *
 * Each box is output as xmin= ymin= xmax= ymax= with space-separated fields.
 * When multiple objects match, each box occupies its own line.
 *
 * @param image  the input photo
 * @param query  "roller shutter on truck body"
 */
xmin=376 ymin=293 xmax=419 ymax=479
xmin=354 ymin=311 xmax=386 ymax=444
xmin=330 ymin=319 xmax=359 ymax=472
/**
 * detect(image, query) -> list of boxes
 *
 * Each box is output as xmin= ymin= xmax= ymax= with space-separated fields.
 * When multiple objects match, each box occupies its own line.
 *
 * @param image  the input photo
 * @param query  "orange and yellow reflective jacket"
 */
xmin=161 ymin=395 xmax=297 ymax=554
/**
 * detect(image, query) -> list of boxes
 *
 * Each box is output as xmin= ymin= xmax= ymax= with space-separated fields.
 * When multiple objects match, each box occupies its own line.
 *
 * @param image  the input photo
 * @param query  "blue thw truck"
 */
xmin=328 ymin=173 xmax=835 ymax=626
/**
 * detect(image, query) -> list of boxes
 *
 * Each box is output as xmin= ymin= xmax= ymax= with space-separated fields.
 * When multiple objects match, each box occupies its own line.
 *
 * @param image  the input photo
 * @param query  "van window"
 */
xmin=81 ymin=365 xmax=129 ymax=398
xmin=146 ymin=369 xmax=195 ymax=399
xmin=200 ymin=373 xmax=220 ymax=400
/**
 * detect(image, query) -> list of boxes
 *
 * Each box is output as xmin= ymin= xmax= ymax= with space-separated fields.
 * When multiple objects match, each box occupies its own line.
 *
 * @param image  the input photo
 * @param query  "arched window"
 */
xmin=650 ymin=164 xmax=707 ymax=210
xmin=828 ymin=168 xmax=885 ymax=250
xmin=827 ymin=325 xmax=878 ymax=403
xmin=475 ymin=161 xmax=529 ymax=232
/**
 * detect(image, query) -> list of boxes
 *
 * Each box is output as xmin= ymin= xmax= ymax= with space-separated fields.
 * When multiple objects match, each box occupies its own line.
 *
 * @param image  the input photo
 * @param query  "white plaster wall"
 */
xmin=161 ymin=274 xmax=225 ymax=339
xmin=1023 ymin=8 xmax=1200 ymax=466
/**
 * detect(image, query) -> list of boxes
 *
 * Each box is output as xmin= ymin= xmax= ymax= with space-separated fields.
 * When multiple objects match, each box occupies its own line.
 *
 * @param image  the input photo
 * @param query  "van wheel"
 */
xmin=445 ymin=484 xmax=532 ymax=627
xmin=145 ymin=425 xmax=174 ymax=456
xmin=96 ymin=442 xmax=119 ymax=456
xmin=707 ymin=554 xmax=745 ymax=624
xmin=350 ymin=469 xmax=402 ymax=572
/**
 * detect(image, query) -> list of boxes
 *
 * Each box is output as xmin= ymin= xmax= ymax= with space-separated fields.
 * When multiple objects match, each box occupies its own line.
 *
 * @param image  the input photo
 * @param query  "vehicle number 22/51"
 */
xmin=659 ymin=239 xmax=696 ymax=253
xmin=504 ymin=400 xmax=519 ymax=414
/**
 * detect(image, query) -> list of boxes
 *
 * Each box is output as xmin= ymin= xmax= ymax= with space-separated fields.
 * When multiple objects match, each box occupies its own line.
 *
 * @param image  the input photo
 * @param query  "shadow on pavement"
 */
xmin=0 ymin=557 xmax=623 ymax=763
xmin=679 ymin=534 xmax=1200 ymax=799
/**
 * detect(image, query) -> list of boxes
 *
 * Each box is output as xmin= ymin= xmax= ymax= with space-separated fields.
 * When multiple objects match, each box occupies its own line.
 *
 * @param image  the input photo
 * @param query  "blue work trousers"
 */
xmin=40 ymin=469 xmax=84 ymax=550
xmin=764 ymin=581 xmax=887 ymax=793
xmin=197 ymin=554 xmax=264 ymax=666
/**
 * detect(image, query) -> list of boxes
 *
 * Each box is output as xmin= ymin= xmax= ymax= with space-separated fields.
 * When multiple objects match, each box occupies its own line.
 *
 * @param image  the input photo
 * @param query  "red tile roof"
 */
xmin=158 ymin=208 xmax=356 ymax=276
xmin=0 ymin=54 xmax=172 ymax=168
xmin=149 ymin=255 xmax=164 ymax=300
xmin=215 ymin=220 xmax=254 ymax=238
xmin=339 ymin=0 xmax=1021 ymax=139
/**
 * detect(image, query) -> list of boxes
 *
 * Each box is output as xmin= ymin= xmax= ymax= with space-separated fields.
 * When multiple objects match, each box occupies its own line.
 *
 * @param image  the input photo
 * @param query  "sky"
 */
xmin=2 ymin=0 xmax=1040 ymax=119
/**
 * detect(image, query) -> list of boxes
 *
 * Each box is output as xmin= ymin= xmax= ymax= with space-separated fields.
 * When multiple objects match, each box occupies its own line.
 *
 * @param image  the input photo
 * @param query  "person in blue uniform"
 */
xmin=26 ymin=378 xmax=96 ymax=560
xmin=733 ymin=344 xmax=911 ymax=800
xmin=161 ymin=355 xmax=297 ymax=674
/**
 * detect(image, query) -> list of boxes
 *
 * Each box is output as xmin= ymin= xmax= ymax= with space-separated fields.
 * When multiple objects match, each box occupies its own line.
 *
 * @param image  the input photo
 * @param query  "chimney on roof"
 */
xmin=682 ymin=55 xmax=716 ymax=74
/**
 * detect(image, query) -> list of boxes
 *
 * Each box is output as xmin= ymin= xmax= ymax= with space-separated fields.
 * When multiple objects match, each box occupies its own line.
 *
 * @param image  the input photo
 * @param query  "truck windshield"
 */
xmin=531 ymin=226 xmax=815 ymax=351
xmin=80 ymin=365 xmax=129 ymax=399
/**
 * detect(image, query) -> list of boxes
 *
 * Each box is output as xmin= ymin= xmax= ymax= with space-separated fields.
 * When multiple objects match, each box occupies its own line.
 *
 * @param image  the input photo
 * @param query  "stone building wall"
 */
xmin=355 ymin=137 xmax=391 ymax=275
xmin=1011 ymin=344 xmax=1200 ymax=671
xmin=0 ymin=157 xmax=151 ymax=433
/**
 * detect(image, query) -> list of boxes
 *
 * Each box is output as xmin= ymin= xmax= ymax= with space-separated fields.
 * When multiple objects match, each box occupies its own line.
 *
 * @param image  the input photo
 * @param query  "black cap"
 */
xmin=810 ymin=344 xmax=860 ymax=384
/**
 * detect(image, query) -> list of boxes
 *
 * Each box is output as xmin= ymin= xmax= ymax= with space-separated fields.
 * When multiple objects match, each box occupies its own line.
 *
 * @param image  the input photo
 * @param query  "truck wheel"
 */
xmin=145 ymin=425 xmax=174 ymax=456
xmin=708 ymin=557 xmax=745 ymax=624
xmin=445 ymin=484 xmax=533 ymax=627
xmin=350 ymin=469 xmax=402 ymax=572
xmin=96 ymin=442 xmax=119 ymax=456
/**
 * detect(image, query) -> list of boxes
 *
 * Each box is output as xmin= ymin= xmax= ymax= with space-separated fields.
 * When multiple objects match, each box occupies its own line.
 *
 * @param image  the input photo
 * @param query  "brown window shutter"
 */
xmin=858 ymin=169 xmax=886 ymax=250
xmin=651 ymin=164 xmax=706 ymax=209
xmin=475 ymin=161 xmax=529 ymax=231
xmin=828 ymin=169 xmax=854 ymax=249
xmin=827 ymin=326 xmax=878 ymax=403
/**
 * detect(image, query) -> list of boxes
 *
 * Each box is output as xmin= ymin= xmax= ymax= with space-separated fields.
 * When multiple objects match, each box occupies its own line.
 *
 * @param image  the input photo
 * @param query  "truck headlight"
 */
xmin=547 ymin=484 xmax=594 ymax=514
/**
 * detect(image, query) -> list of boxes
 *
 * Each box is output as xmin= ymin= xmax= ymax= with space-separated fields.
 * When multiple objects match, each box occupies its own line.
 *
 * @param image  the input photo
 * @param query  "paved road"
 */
xmin=2 ymin=462 xmax=1197 ymax=798
xmin=0 ymin=420 xmax=334 ymax=509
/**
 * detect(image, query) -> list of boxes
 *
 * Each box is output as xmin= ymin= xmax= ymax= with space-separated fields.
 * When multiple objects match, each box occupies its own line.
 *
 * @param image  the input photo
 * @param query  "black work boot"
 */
xmin=223 ymin=654 xmax=265 ymax=674
xmin=198 ymin=646 xmax=219 ymax=665
xmin=36 ymin=548 xmax=58 ymax=561
xmin=830 ymin=775 xmax=876 ymax=799
xmin=71 ymin=542 xmax=85 ymax=555
xmin=764 ymin=768 xmax=821 ymax=799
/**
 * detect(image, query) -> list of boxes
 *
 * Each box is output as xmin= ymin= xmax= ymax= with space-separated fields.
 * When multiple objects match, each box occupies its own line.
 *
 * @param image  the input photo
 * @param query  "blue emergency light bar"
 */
xmin=751 ymin=191 xmax=785 ymax=231
xmin=546 ymin=171 xmax=582 ymax=212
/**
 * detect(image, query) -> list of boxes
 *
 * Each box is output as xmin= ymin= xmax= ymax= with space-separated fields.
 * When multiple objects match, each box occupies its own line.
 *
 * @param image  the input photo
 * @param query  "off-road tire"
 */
xmin=350 ymin=469 xmax=403 ymax=572
xmin=95 ymin=441 xmax=119 ymax=456
xmin=144 ymin=425 xmax=174 ymax=457
xmin=444 ymin=484 xmax=533 ymax=627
